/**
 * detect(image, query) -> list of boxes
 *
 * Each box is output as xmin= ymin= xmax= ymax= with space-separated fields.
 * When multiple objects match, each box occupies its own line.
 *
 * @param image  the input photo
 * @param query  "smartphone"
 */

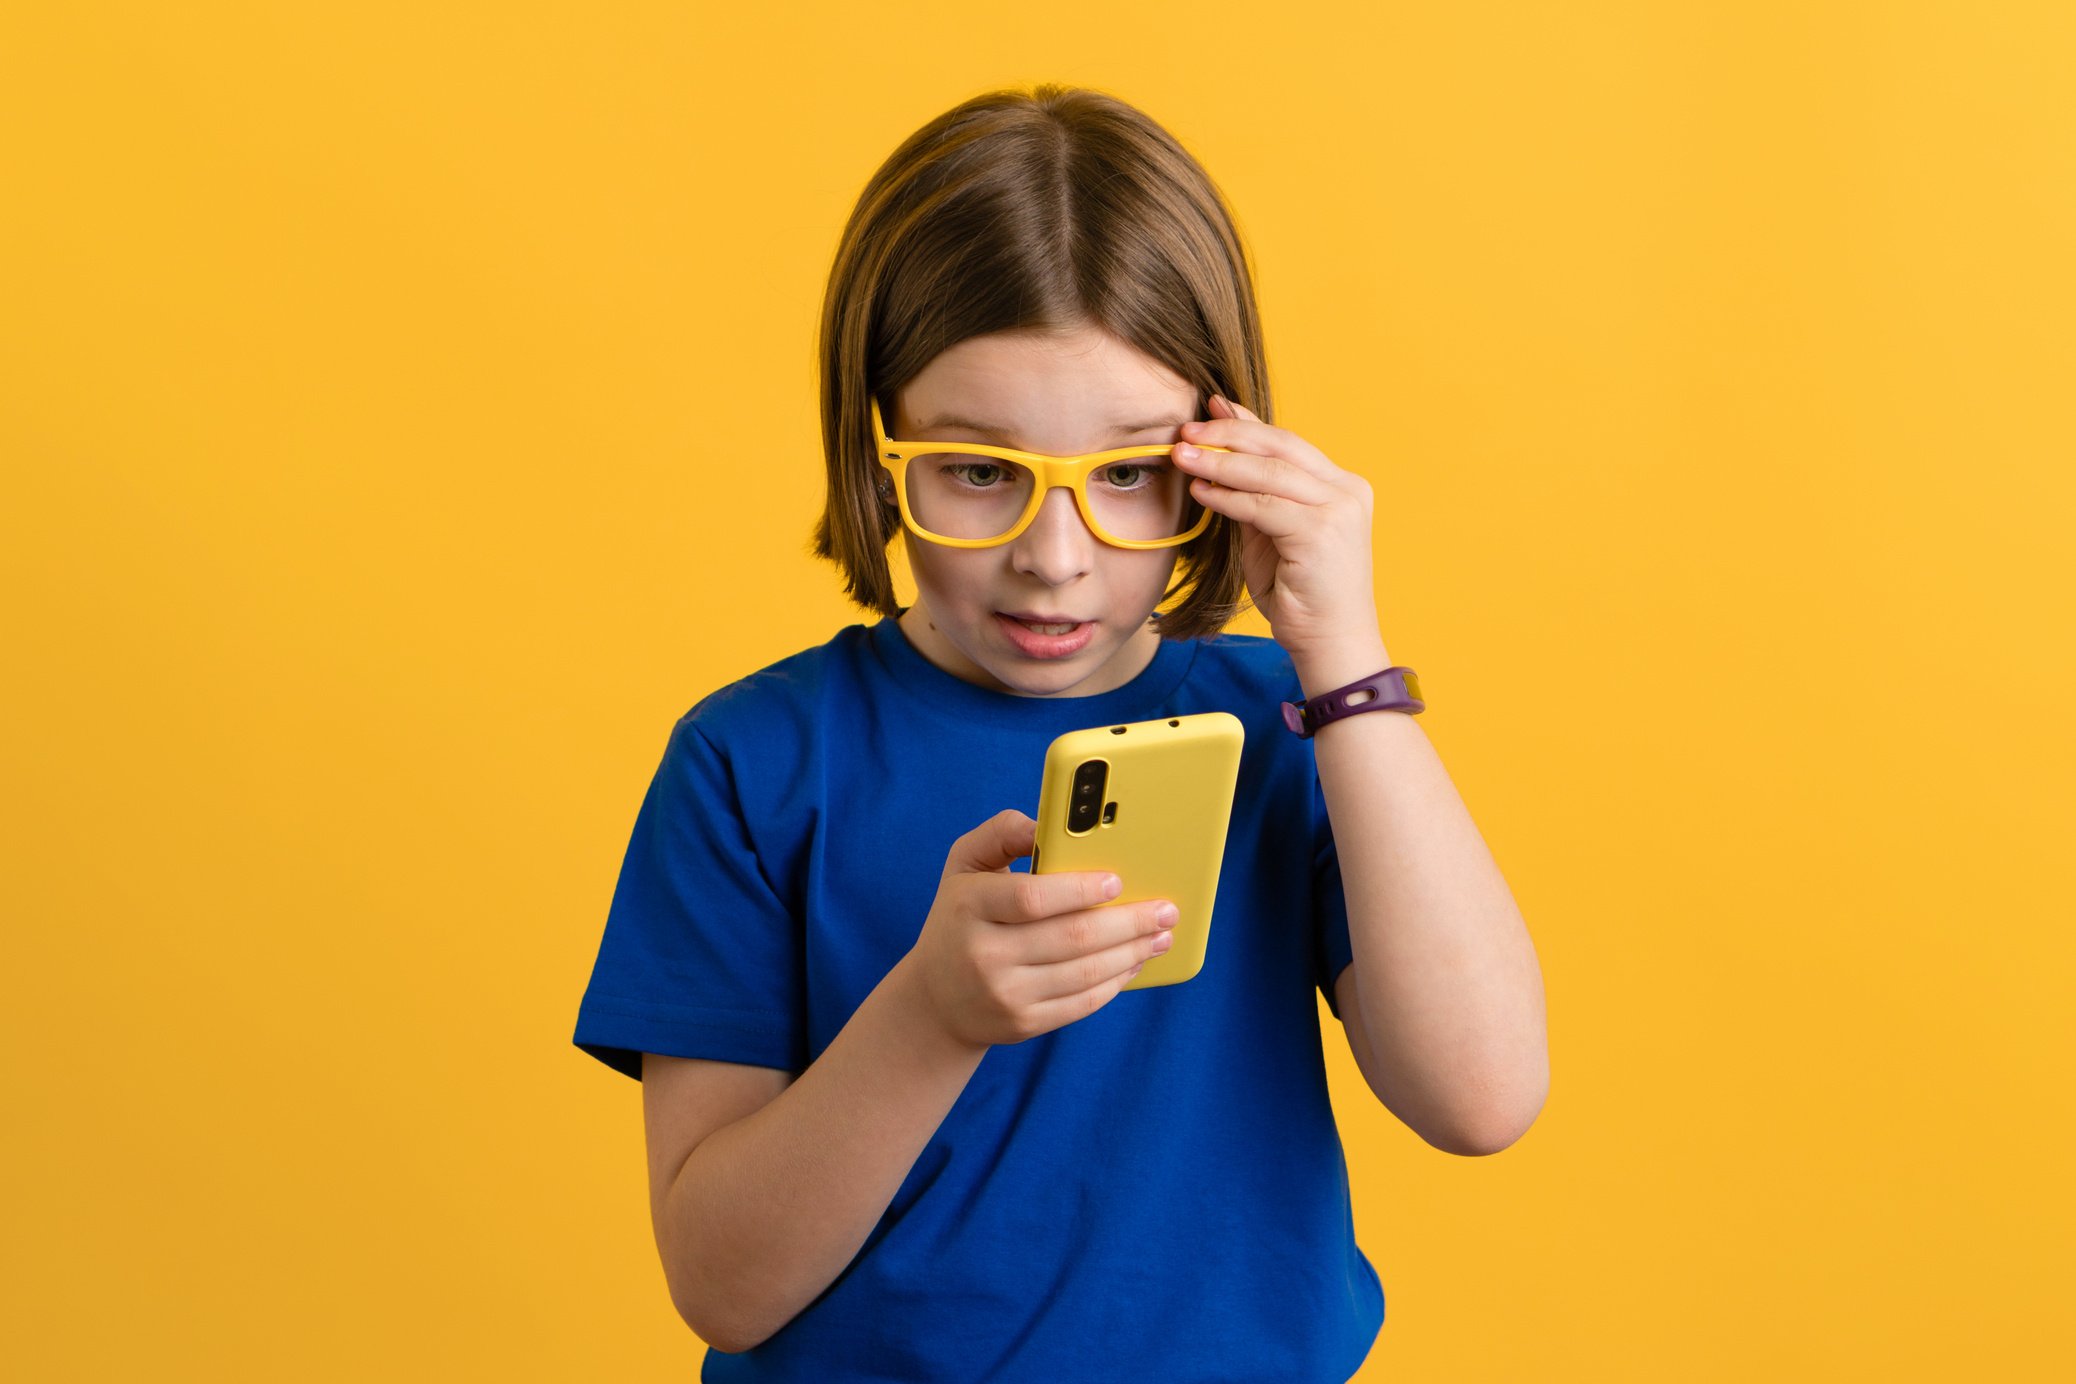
xmin=1029 ymin=710 xmax=1244 ymax=991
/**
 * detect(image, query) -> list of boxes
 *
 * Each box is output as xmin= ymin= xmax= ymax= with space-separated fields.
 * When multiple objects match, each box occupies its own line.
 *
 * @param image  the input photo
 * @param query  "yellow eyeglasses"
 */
xmin=872 ymin=396 xmax=1234 ymax=550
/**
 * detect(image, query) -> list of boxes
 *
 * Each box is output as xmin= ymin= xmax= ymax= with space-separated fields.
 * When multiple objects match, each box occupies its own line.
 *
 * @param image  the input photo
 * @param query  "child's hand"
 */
xmin=905 ymin=809 xmax=1178 ymax=1050
xmin=1169 ymin=395 xmax=1383 ymax=666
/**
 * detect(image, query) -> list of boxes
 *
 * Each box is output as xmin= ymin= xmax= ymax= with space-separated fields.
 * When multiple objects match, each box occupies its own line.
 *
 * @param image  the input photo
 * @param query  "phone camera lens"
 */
xmin=1068 ymin=759 xmax=1109 ymax=834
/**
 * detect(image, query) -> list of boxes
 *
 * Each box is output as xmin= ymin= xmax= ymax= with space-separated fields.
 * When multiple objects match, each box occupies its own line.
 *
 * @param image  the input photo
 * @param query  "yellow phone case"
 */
xmin=1029 ymin=710 xmax=1244 ymax=991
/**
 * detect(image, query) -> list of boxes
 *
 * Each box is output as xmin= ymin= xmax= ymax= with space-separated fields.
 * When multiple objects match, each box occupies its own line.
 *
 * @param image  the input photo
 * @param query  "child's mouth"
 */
xmin=995 ymin=612 xmax=1096 ymax=657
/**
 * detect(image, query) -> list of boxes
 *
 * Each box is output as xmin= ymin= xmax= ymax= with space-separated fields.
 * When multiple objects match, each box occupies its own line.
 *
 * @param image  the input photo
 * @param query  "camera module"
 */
xmin=1068 ymin=758 xmax=1109 ymax=834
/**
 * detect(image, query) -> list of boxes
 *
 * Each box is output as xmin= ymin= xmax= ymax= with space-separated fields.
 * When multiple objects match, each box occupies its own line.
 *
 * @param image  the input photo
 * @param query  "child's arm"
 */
xmin=1302 ymin=636 xmax=1550 ymax=1156
xmin=1172 ymin=394 xmax=1549 ymax=1155
xmin=649 ymin=953 xmax=986 ymax=1353
xmin=647 ymin=807 xmax=1163 ymax=1351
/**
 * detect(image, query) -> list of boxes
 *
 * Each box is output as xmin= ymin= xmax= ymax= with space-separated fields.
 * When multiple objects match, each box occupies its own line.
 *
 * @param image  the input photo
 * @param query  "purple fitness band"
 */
xmin=1281 ymin=667 xmax=1425 ymax=738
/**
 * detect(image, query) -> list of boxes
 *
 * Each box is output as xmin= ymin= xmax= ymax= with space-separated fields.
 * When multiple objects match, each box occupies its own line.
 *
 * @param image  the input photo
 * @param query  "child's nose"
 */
xmin=1010 ymin=487 xmax=1099 ymax=580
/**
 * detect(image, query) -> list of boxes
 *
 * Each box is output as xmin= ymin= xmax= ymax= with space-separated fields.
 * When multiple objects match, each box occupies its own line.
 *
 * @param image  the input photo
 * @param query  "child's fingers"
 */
xmin=1012 ymin=898 xmax=1177 ymax=967
xmin=1018 ymin=930 xmax=1172 ymax=1007
xmin=987 ymin=864 xmax=1123 ymax=922
xmin=942 ymin=808 xmax=1038 ymax=876
xmin=1173 ymin=444 xmax=1336 ymax=507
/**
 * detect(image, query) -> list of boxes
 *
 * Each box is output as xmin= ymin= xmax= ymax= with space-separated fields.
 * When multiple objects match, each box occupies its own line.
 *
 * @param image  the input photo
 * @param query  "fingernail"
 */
xmin=1155 ymin=903 xmax=1179 ymax=928
xmin=1104 ymin=875 xmax=1123 ymax=898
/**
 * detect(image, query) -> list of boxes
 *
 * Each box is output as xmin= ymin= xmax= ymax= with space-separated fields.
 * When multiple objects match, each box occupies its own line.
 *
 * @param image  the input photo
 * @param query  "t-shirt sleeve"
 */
xmin=1310 ymin=756 xmax=1357 ymax=1023
xmin=572 ymin=715 xmax=807 ymax=1081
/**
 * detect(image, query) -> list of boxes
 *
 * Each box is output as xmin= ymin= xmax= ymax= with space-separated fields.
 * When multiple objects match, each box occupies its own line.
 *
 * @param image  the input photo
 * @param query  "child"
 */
xmin=574 ymin=83 xmax=1545 ymax=1381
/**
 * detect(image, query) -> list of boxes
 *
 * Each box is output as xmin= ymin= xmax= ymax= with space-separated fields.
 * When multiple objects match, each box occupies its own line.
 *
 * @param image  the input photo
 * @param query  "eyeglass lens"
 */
xmin=901 ymin=453 xmax=1202 ymax=542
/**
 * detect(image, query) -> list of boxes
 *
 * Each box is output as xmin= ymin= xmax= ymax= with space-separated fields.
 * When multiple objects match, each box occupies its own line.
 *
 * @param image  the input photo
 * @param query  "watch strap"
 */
xmin=1281 ymin=666 xmax=1424 ymax=738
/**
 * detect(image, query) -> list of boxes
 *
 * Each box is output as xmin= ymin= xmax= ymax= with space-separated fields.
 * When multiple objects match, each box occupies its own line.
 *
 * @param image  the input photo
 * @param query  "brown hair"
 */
xmin=809 ymin=83 xmax=1273 ymax=641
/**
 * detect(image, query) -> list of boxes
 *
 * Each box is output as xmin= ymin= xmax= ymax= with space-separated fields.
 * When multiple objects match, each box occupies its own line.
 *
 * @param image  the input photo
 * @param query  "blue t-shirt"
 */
xmin=574 ymin=613 xmax=1386 ymax=1381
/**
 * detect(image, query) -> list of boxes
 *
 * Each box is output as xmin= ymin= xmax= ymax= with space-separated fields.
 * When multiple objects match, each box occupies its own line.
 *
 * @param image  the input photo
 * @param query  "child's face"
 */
xmin=889 ymin=324 xmax=1201 ymax=699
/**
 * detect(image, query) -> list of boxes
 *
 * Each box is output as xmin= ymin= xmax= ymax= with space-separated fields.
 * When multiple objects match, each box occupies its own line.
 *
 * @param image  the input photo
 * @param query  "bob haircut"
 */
xmin=811 ymin=83 xmax=1272 ymax=641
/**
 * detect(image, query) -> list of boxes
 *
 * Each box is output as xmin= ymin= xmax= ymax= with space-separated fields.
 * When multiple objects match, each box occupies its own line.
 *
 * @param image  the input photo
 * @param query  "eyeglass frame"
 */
xmin=870 ymin=396 xmax=1234 ymax=550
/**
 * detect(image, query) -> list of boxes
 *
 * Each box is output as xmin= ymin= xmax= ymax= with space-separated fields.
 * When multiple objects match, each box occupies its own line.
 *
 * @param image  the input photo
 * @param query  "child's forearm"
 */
xmin=657 ymin=953 xmax=987 ymax=1354
xmin=1297 ymin=637 xmax=1549 ymax=1154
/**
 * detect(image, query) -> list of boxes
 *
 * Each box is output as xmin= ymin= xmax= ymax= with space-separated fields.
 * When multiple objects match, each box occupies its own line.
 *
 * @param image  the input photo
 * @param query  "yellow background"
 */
xmin=5 ymin=2 xmax=2071 ymax=1378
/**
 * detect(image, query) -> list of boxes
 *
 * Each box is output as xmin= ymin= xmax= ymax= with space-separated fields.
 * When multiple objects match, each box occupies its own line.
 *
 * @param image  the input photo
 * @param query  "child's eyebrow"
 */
xmin=915 ymin=413 xmax=1193 ymax=439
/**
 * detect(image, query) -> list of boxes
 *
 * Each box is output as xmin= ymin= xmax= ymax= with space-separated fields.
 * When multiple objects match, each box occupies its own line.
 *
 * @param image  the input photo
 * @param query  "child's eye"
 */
xmin=1095 ymin=462 xmax=1164 ymax=491
xmin=943 ymin=461 xmax=1009 ymax=488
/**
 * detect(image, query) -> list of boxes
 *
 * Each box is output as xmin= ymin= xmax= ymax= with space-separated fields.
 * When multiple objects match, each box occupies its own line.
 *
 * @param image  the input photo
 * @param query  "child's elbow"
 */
xmin=680 ymin=1301 xmax=759 ymax=1358
xmin=669 ymin=1268 xmax=762 ymax=1357
xmin=1437 ymin=1114 xmax=1535 ymax=1157
xmin=1435 ymin=1071 xmax=1549 ymax=1156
